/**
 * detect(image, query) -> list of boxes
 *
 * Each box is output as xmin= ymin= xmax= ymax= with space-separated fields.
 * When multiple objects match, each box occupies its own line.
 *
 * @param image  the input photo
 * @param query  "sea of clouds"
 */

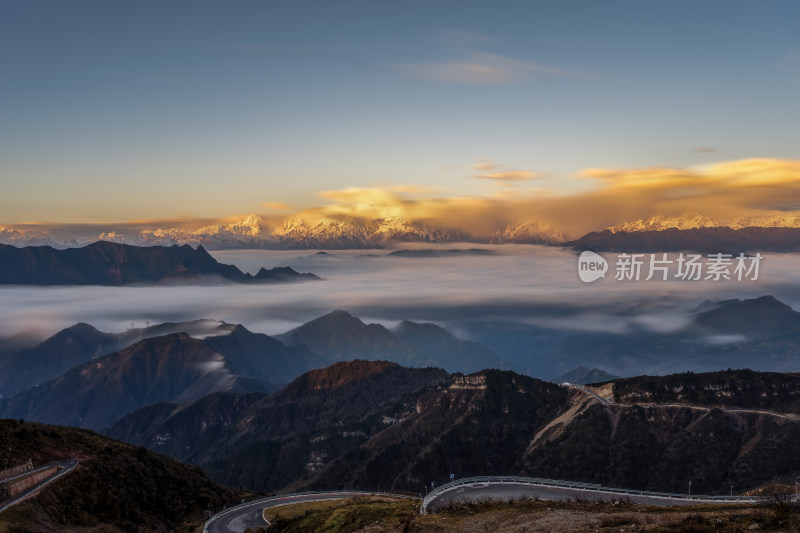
xmin=2 ymin=244 xmax=800 ymax=343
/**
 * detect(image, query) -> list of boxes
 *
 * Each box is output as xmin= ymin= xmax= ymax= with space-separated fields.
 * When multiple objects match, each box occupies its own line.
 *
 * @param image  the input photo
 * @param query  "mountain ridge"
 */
xmin=0 ymin=241 xmax=319 ymax=285
xmin=107 ymin=363 xmax=800 ymax=496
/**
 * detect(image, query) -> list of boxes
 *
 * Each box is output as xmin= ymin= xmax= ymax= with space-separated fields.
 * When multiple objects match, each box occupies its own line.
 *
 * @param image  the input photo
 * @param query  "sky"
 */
xmin=1 ymin=1 xmax=799 ymax=225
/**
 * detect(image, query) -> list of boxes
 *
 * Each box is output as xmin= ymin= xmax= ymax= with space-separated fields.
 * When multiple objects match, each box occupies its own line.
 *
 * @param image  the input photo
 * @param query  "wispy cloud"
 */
xmin=473 ymin=160 xmax=542 ymax=181
xmin=395 ymin=51 xmax=576 ymax=85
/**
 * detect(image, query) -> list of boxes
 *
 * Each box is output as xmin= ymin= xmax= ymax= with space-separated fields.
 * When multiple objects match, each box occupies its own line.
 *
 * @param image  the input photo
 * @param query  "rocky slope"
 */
xmin=108 ymin=363 xmax=800 ymax=496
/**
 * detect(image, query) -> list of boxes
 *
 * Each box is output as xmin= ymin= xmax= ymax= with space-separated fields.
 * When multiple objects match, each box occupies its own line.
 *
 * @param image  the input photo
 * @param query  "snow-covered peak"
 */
xmin=193 ymin=214 xmax=266 ymax=238
xmin=608 ymin=214 xmax=725 ymax=233
xmin=732 ymin=215 xmax=800 ymax=229
xmin=490 ymin=220 xmax=572 ymax=244
xmin=608 ymin=213 xmax=800 ymax=233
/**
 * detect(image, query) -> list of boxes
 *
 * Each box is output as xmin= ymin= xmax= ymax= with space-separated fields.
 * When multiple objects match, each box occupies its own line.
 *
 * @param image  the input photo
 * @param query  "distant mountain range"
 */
xmin=7 ymin=212 xmax=800 ymax=250
xmin=606 ymin=213 xmax=800 ymax=233
xmin=4 ymin=295 xmax=800 ymax=431
xmin=461 ymin=295 xmax=800 ymax=378
xmin=0 ymin=319 xmax=236 ymax=397
xmin=0 ymin=311 xmax=507 ymax=429
xmin=0 ymin=214 xmax=571 ymax=249
xmin=275 ymin=310 xmax=508 ymax=373
xmin=106 ymin=361 xmax=800 ymax=496
xmin=571 ymin=213 xmax=800 ymax=252
xmin=0 ymin=241 xmax=319 ymax=285
xmin=0 ymin=328 xmax=322 ymax=430
xmin=567 ymin=226 xmax=800 ymax=253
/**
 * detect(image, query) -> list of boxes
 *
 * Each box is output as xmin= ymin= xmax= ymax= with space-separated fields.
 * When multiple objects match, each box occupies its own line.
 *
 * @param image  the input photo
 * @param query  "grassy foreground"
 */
xmin=249 ymin=496 xmax=800 ymax=533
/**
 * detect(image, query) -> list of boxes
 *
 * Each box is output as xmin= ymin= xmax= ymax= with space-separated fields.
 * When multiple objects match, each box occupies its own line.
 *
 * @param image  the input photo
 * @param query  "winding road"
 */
xmin=204 ymin=491 xmax=406 ymax=533
xmin=204 ymin=474 xmax=764 ymax=532
xmin=0 ymin=460 xmax=79 ymax=513
xmin=420 ymin=476 xmax=760 ymax=514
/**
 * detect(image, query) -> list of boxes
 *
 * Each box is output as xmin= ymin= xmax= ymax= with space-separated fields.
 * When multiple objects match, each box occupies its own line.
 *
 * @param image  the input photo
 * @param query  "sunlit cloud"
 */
xmin=6 ymin=159 xmax=800 ymax=242
xmin=473 ymin=160 xmax=542 ymax=182
xmin=702 ymin=158 xmax=800 ymax=186
xmin=395 ymin=51 xmax=576 ymax=85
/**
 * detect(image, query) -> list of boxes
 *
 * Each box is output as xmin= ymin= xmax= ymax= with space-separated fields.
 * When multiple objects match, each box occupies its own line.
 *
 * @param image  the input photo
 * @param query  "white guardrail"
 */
xmin=420 ymin=475 xmax=764 ymax=513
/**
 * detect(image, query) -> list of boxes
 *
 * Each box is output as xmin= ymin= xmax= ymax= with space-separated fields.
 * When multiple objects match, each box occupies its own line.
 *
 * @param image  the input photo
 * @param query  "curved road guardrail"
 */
xmin=420 ymin=476 xmax=762 ymax=514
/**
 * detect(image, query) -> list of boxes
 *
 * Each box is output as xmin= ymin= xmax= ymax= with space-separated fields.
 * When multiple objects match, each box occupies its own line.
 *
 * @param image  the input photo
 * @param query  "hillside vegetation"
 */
xmin=0 ymin=419 xmax=242 ymax=533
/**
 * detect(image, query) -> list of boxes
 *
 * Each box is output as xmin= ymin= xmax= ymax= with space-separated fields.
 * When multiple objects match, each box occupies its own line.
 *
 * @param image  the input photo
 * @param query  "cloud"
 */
xmin=702 ymin=158 xmax=800 ymax=186
xmin=473 ymin=160 xmax=542 ymax=182
xmin=578 ymin=158 xmax=800 ymax=190
xmin=395 ymin=51 xmax=576 ymax=85
xmin=7 ymin=158 xmax=800 ymax=244
xmin=476 ymin=170 xmax=541 ymax=181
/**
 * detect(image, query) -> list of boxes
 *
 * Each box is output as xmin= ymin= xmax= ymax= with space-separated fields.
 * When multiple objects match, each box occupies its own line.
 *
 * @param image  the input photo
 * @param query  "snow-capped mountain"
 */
xmin=193 ymin=214 xmax=268 ymax=238
xmin=0 ymin=214 xmax=466 ymax=249
xmin=271 ymin=215 xmax=463 ymax=248
xmin=608 ymin=214 xmax=725 ymax=233
xmin=608 ymin=213 xmax=800 ymax=233
xmin=490 ymin=220 xmax=572 ymax=244
xmin=139 ymin=215 xmax=272 ymax=248
xmin=732 ymin=215 xmax=800 ymax=229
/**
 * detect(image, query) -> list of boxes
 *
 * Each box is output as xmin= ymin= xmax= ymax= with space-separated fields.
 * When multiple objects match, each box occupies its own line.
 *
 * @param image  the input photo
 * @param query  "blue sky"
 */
xmin=1 ymin=1 xmax=799 ymax=223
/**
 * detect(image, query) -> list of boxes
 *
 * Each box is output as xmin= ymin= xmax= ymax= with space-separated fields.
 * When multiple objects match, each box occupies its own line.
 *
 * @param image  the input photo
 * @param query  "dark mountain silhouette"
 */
xmin=690 ymin=295 xmax=800 ymax=337
xmin=0 ymin=319 xmax=235 ymax=397
xmin=108 ymin=363 xmax=800 ymax=496
xmin=0 ymin=241 xmax=319 ymax=285
xmin=608 ymin=369 xmax=800 ymax=413
xmin=276 ymin=310 xmax=507 ymax=372
xmin=103 ymin=391 xmax=270 ymax=465
xmin=392 ymin=320 xmax=505 ymax=373
xmin=0 ymin=334 xmax=256 ymax=430
xmin=275 ymin=310 xmax=433 ymax=367
xmin=108 ymin=360 xmax=450 ymax=490
xmin=469 ymin=295 xmax=800 ymax=377
xmin=567 ymin=227 xmax=800 ymax=253
xmin=0 ymin=325 xmax=324 ymax=430
xmin=555 ymin=367 xmax=619 ymax=385
xmin=0 ymin=419 xmax=238 ymax=531
xmin=203 ymin=325 xmax=327 ymax=386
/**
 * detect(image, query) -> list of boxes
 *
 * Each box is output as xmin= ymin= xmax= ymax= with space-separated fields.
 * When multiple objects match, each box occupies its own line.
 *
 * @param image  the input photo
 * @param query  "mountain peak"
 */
xmin=61 ymin=322 xmax=103 ymax=335
xmin=607 ymin=212 xmax=800 ymax=233
xmin=608 ymin=213 xmax=724 ymax=233
xmin=693 ymin=295 xmax=798 ymax=336
xmin=300 ymin=359 xmax=400 ymax=391
xmin=314 ymin=309 xmax=360 ymax=323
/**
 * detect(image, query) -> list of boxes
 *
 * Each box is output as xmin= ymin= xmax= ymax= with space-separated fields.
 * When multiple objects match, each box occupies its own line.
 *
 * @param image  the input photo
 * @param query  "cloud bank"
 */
xmin=4 ymin=158 xmax=800 ymax=241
